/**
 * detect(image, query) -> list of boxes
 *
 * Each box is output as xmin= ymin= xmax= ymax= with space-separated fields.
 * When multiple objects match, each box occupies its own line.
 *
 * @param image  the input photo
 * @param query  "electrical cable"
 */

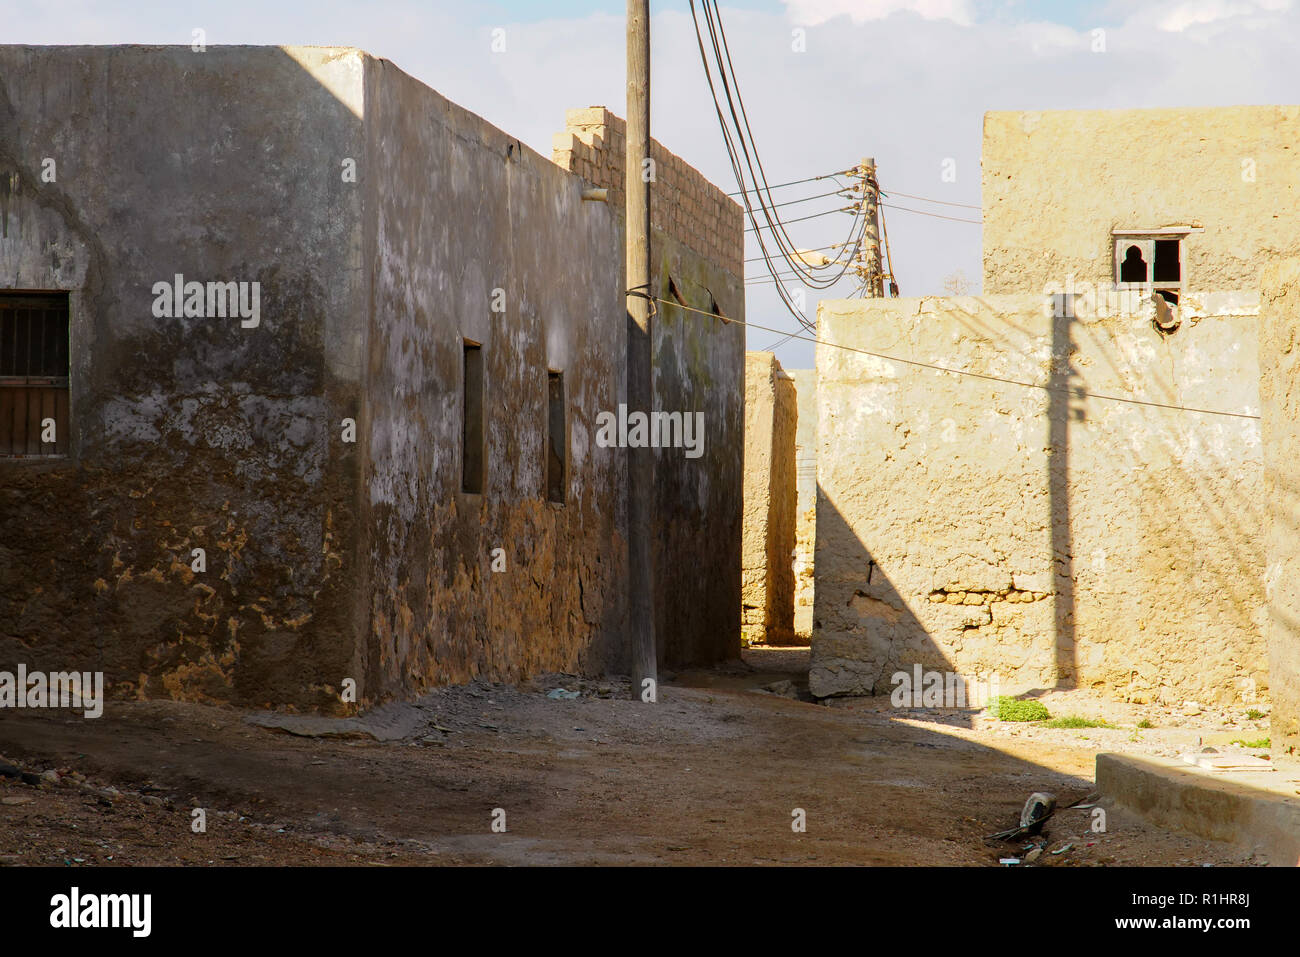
xmin=651 ymin=297 xmax=1262 ymax=421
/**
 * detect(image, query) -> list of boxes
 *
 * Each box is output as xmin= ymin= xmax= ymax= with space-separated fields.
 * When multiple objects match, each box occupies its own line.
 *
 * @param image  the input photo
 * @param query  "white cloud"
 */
xmin=1117 ymin=0 xmax=1292 ymax=32
xmin=781 ymin=0 xmax=975 ymax=26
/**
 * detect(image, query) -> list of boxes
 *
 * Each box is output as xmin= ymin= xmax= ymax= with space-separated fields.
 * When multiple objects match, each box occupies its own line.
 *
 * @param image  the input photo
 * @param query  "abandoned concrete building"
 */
xmin=806 ymin=106 xmax=1300 ymax=742
xmin=0 ymin=45 xmax=744 ymax=711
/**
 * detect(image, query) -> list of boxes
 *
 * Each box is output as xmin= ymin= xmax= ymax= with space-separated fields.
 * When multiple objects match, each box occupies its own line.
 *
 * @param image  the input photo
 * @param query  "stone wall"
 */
xmin=983 ymin=106 xmax=1300 ymax=295
xmin=790 ymin=368 xmax=817 ymax=642
xmin=1260 ymin=259 xmax=1300 ymax=759
xmin=811 ymin=292 xmax=1266 ymax=706
xmin=742 ymin=352 xmax=797 ymax=646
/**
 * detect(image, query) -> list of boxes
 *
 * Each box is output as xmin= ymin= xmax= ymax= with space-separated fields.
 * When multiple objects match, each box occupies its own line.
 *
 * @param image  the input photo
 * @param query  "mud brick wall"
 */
xmin=742 ymin=352 xmax=797 ymax=646
xmin=812 ymin=292 xmax=1265 ymax=705
xmin=790 ymin=368 xmax=817 ymax=642
xmin=1260 ymin=259 xmax=1300 ymax=759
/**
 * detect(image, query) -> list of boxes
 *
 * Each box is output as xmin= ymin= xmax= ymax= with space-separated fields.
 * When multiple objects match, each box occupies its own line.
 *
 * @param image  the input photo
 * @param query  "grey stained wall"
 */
xmin=358 ymin=58 xmax=630 ymax=696
xmin=0 ymin=46 xmax=367 ymax=709
xmin=0 ymin=45 xmax=743 ymax=709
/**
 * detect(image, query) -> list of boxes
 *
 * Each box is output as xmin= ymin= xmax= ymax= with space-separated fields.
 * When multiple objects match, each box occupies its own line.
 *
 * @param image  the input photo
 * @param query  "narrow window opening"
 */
xmin=462 ymin=341 xmax=484 ymax=494
xmin=0 ymin=292 xmax=69 ymax=457
xmin=546 ymin=371 xmax=566 ymax=505
xmin=1119 ymin=245 xmax=1147 ymax=283
xmin=1152 ymin=239 xmax=1181 ymax=284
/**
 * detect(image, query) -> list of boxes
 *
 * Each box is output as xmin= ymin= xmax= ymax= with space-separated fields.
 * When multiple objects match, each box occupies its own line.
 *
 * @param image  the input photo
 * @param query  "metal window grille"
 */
xmin=0 ymin=292 xmax=70 ymax=457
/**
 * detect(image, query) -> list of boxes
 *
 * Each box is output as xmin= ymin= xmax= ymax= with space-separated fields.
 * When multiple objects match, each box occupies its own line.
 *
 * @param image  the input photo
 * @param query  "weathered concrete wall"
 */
xmin=649 ymin=233 xmax=745 ymax=667
xmin=1260 ymin=259 xmax=1300 ymax=759
xmin=790 ymin=368 xmax=817 ymax=642
xmin=553 ymin=106 xmax=745 ymax=668
xmin=359 ymin=59 xmax=630 ymax=700
xmin=983 ymin=106 xmax=1300 ymax=295
xmin=0 ymin=46 xmax=744 ymax=711
xmin=0 ymin=46 xmax=367 ymax=710
xmin=811 ymin=293 xmax=1265 ymax=706
xmin=742 ymin=352 xmax=796 ymax=646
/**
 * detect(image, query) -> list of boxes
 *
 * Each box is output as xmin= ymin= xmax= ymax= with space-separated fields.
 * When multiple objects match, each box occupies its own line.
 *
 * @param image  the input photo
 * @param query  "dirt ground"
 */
xmin=0 ymin=648 xmax=1273 ymax=866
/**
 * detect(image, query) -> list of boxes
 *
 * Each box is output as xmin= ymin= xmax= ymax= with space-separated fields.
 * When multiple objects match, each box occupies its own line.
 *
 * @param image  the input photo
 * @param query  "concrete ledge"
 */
xmin=1097 ymin=753 xmax=1300 ymax=866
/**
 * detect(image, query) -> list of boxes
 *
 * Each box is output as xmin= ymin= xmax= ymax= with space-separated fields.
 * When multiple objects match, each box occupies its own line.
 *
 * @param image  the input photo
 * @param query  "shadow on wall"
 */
xmin=811 ymin=492 xmax=995 ymax=728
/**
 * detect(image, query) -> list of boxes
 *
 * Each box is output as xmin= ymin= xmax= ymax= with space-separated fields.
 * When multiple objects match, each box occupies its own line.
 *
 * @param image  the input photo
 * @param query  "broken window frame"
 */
xmin=1112 ymin=227 xmax=1200 ymax=304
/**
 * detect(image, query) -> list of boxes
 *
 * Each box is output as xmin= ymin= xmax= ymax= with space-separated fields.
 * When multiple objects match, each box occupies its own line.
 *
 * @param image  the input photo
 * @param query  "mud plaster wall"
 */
xmin=811 ymin=294 xmax=1265 ymax=706
xmin=983 ymin=106 xmax=1300 ymax=296
xmin=1260 ymin=259 xmax=1300 ymax=758
xmin=742 ymin=353 xmax=796 ymax=646
xmin=789 ymin=368 xmax=817 ymax=641
xmin=0 ymin=46 xmax=367 ymax=710
xmin=554 ymin=106 xmax=745 ymax=668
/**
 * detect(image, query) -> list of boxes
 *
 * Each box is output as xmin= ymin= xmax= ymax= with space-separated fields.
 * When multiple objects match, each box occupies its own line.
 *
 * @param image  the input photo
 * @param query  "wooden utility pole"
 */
xmin=859 ymin=157 xmax=884 ymax=297
xmin=625 ymin=0 xmax=657 ymax=701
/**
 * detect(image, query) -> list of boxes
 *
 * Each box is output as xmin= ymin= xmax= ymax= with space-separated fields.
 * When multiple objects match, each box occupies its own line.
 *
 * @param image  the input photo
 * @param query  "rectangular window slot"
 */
xmin=546 ymin=371 xmax=566 ymax=505
xmin=462 ymin=341 xmax=484 ymax=494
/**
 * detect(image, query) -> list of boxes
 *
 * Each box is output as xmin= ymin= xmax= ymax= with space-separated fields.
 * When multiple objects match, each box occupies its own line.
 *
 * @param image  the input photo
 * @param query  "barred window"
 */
xmin=0 ymin=292 xmax=70 ymax=456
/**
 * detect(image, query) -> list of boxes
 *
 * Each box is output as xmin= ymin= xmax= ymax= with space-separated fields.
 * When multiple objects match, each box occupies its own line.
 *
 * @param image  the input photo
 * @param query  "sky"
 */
xmin=2 ymin=0 xmax=1296 ymax=368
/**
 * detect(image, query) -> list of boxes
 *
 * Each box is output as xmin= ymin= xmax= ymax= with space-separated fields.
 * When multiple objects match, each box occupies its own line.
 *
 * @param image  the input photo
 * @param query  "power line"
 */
xmin=882 ymin=189 xmax=982 ymax=211
xmin=745 ymin=204 xmax=858 ymax=232
xmin=726 ymin=169 xmax=850 ymax=196
xmin=651 ymin=297 xmax=1261 ymax=421
xmin=689 ymin=0 xmax=864 ymax=328
xmin=764 ymin=186 xmax=854 ymax=211
xmin=880 ymin=202 xmax=982 ymax=225
xmin=744 ymin=240 xmax=854 ymax=265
